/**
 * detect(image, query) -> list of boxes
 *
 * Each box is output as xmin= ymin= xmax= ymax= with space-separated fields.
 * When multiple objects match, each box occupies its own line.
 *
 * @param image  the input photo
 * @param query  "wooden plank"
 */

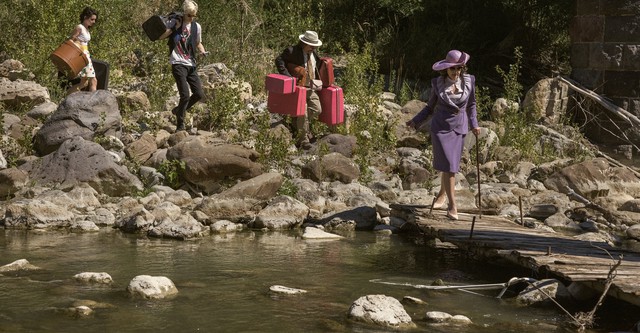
xmin=404 ymin=208 xmax=640 ymax=306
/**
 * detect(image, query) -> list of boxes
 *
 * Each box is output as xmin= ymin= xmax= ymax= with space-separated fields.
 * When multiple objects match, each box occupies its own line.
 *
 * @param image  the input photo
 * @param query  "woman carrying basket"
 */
xmin=67 ymin=7 xmax=98 ymax=95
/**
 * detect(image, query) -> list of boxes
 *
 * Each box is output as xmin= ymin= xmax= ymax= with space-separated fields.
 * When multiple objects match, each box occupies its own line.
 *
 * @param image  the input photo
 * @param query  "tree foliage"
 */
xmin=0 ymin=0 xmax=573 ymax=103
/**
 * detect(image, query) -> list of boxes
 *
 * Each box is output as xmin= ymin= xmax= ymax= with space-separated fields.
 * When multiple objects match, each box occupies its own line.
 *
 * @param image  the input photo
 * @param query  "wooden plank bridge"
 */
xmin=391 ymin=204 xmax=640 ymax=307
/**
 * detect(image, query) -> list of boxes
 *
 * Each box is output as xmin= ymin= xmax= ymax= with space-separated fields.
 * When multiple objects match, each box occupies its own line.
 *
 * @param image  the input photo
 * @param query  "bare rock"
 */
xmin=27 ymin=101 xmax=57 ymax=120
xmin=312 ymin=134 xmax=357 ymax=158
xmin=167 ymin=136 xmax=262 ymax=193
xmin=522 ymin=78 xmax=569 ymax=124
xmin=69 ymin=220 xmax=100 ymax=232
xmin=544 ymin=158 xmax=640 ymax=199
xmin=252 ymin=195 xmax=309 ymax=230
xmin=73 ymin=272 xmax=113 ymax=284
xmin=269 ymin=285 xmax=307 ymax=295
xmin=516 ymin=279 xmax=559 ymax=306
xmin=302 ymin=152 xmax=360 ymax=183
xmin=0 ymin=59 xmax=30 ymax=80
xmin=0 ymin=167 xmax=28 ymax=198
xmin=401 ymin=296 xmax=426 ymax=305
xmin=0 ymin=259 xmax=39 ymax=273
xmin=301 ymin=226 xmax=343 ymax=239
xmin=218 ymin=172 xmax=284 ymax=201
xmin=348 ymin=294 xmax=416 ymax=329
xmin=23 ymin=136 xmax=143 ymax=196
xmin=425 ymin=311 xmax=452 ymax=322
xmin=115 ymin=206 xmax=155 ymax=233
xmin=149 ymin=214 xmax=207 ymax=240
xmin=0 ymin=149 xmax=6 ymax=169
xmin=124 ymin=132 xmax=157 ymax=163
xmin=116 ymin=91 xmax=150 ymax=112
xmin=210 ymin=220 xmax=243 ymax=233
xmin=0 ymin=78 xmax=49 ymax=108
xmin=627 ymin=224 xmax=640 ymax=241
xmin=127 ymin=275 xmax=178 ymax=299
xmin=196 ymin=196 xmax=262 ymax=223
xmin=33 ymin=90 xmax=121 ymax=156
xmin=3 ymin=199 xmax=74 ymax=229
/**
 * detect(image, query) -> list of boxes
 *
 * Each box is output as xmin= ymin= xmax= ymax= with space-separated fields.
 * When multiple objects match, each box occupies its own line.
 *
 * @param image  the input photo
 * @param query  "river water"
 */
xmin=0 ymin=228 xmax=635 ymax=332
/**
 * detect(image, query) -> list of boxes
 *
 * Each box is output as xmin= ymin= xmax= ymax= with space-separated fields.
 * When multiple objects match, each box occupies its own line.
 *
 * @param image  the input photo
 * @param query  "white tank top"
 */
xmin=75 ymin=24 xmax=91 ymax=50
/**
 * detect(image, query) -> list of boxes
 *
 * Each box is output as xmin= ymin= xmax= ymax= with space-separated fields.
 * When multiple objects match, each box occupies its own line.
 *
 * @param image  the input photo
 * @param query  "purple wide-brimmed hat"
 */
xmin=432 ymin=50 xmax=470 ymax=71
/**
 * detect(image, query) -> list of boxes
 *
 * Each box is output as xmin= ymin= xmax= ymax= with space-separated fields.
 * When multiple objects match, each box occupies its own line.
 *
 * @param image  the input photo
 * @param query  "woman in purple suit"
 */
xmin=406 ymin=50 xmax=481 ymax=220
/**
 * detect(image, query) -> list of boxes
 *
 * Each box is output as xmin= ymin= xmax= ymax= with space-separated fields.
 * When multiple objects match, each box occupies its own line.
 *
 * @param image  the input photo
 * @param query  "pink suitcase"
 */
xmin=265 ymin=74 xmax=297 ymax=94
xmin=319 ymin=57 xmax=335 ymax=87
xmin=267 ymin=86 xmax=307 ymax=117
xmin=318 ymin=85 xmax=344 ymax=125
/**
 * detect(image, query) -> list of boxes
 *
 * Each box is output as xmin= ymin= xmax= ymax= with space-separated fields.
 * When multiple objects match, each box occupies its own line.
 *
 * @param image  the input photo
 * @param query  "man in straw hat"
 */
xmin=406 ymin=49 xmax=481 ymax=221
xmin=275 ymin=30 xmax=324 ymax=149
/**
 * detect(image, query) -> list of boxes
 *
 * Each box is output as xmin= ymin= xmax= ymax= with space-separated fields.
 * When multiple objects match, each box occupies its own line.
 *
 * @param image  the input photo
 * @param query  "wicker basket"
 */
xmin=50 ymin=40 xmax=89 ymax=79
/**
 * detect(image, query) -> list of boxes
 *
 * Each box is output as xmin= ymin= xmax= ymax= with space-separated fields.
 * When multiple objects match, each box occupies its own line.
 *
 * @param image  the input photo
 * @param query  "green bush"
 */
xmin=340 ymin=41 xmax=397 ymax=183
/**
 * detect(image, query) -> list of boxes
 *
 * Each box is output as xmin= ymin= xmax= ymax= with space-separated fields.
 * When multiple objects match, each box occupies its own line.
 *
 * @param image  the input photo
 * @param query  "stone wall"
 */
xmin=570 ymin=0 xmax=640 ymax=145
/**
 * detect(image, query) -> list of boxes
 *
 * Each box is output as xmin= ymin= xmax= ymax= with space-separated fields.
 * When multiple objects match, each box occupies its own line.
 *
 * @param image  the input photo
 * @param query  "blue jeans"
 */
xmin=171 ymin=64 xmax=204 ymax=128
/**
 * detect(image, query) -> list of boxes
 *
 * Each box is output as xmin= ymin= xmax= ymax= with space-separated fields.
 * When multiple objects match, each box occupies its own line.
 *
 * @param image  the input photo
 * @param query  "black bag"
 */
xmin=142 ymin=12 xmax=182 ymax=41
xmin=58 ymin=59 xmax=110 ymax=91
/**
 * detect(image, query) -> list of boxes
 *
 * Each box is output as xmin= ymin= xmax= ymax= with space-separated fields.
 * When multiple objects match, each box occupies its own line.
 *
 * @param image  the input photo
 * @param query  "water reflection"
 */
xmin=0 ymin=229 xmax=630 ymax=332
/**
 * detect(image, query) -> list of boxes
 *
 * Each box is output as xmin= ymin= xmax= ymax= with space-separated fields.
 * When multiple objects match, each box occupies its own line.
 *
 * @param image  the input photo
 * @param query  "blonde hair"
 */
xmin=183 ymin=0 xmax=198 ymax=16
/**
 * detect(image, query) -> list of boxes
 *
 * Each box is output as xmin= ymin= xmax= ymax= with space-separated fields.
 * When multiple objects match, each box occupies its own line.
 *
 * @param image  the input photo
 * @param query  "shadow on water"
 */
xmin=0 ymin=229 xmax=638 ymax=332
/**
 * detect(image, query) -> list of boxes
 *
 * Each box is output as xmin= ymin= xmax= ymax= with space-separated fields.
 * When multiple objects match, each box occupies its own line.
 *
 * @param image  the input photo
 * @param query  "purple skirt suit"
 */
xmin=410 ymin=74 xmax=478 ymax=173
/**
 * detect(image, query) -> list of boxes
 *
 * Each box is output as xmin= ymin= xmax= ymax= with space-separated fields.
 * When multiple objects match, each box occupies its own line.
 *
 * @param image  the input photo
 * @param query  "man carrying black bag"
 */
xmin=158 ymin=0 xmax=208 ymax=132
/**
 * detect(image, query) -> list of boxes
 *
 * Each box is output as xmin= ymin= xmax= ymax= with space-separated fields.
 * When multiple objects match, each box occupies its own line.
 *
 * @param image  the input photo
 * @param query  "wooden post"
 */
xmin=429 ymin=196 xmax=436 ymax=215
xmin=469 ymin=216 xmax=476 ymax=239
xmin=519 ymin=196 xmax=523 ymax=226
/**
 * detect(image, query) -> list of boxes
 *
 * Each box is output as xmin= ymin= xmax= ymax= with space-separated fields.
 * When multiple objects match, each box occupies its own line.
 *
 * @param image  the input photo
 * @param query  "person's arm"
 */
xmin=159 ymin=17 xmax=181 ymax=40
xmin=197 ymin=42 xmax=207 ymax=56
xmin=407 ymin=84 xmax=437 ymax=128
xmin=275 ymin=47 xmax=293 ymax=76
xmin=69 ymin=25 xmax=81 ymax=42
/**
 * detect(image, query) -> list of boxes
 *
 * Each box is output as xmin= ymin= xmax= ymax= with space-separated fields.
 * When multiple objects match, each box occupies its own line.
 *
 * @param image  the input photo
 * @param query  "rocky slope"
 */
xmin=1 ymin=58 xmax=640 ymax=248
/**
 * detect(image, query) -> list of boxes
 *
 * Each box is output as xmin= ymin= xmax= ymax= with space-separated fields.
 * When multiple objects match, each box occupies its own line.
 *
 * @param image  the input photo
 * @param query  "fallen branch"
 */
xmin=559 ymin=76 xmax=640 ymax=127
xmin=517 ymin=249 xmax=623 ymax=332
xmin=572 ymin=255 xmax=623 ymax=331
xmin=565 ymin=186 xmax=625 ymax=226
xmin=535 ymin=124 xmax=640 ymax=178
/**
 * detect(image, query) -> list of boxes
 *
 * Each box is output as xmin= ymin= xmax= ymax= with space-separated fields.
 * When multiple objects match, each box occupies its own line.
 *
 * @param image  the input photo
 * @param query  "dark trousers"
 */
xmin=171 ymin=64 xmax=204 ymax=127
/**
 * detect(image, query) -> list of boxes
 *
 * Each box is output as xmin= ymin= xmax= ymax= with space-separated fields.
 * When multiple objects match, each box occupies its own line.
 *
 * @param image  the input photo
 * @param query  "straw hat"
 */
xmin=299 ymin=31 xmax=322 ymax=47
xmin=432 ymin=50 xmax=470 ymax=71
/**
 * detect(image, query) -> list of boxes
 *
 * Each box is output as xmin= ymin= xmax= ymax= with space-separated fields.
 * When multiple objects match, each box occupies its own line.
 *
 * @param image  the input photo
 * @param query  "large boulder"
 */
xmin=544 ymin=158 xmax=640 ymax=199
xmin=301 ymin=152 xmax=360 ymax=183
xmin=0 ymin=259 xmax=39 ymax=273
xmin=22 ymin=136 xmax=143 ymax=196
xmin=33 ymin=90 xmax=122 ymax=156
xmin=218 ymin=172 xmax=284 ymax=201
xmin=0 ymin=167 xmax=28 ymax=198
xmin=251 ymin=195 xmax=309 ymax=230
xmin=127 ymin=275 xmax=178 ymax=299
xmin=124 ymin=132 xmax=157 ymax=163
xmin=0 ymin=77 xmax=49 ymax=108
xmin=396 ymin=99 xmax=429 ymax=148
xmin=348 ymin=294 xmax=416 ymax=329
xmin=522 ymin=77 xmax=570 ymax=124
xmin=166 ymin=136 xmax=262 ymax=193
xmin=516 ymin=279 xmax=561 ymax=306
xmin=312 ymin=134 xmax=357 ymax=158
xmin=3 ymin=199 xmax=75 ymax=229
xmin=196 ymin=196 xmax=263 ymax=223
xmin=148 ymin=214 xmax=207 ymax=240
